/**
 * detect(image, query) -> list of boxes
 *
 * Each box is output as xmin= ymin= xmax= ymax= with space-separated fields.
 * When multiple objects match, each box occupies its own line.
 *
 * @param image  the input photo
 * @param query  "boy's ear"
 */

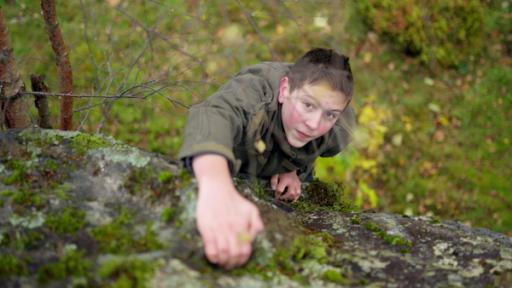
xmin=278 ymin=76 xmax=289 ymax=104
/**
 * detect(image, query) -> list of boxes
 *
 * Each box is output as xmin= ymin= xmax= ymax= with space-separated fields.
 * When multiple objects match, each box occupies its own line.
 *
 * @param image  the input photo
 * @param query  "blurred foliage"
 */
xmin=2 ymin=1 xmax=511 ymax=235
xmin=316 ymin=96 xmax=391 ymax=210
xmin=355 ymin=0 xmax=486 ymax=68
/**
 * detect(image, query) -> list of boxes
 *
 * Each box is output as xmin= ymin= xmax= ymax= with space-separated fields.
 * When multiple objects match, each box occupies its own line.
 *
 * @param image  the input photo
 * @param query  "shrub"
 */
xmin=356 ymin=0 xmax=485 ymax=67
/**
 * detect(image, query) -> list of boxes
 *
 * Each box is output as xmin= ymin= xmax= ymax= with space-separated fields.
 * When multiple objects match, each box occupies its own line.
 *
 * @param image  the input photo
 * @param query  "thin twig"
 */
xmin=79 ymin=0 xmax=101 ymax=88
xmin=21 ymin=91 xmax=143 ymax=98
xmin=115 ymin=7 xmax=206 ymax=71
xmin=236 ymin=0 xmax=279 ymax=61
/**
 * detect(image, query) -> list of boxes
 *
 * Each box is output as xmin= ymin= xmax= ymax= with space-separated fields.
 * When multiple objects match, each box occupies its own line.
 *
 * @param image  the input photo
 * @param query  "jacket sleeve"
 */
xmin=178 ymin=73 xmax=272 ymax=174
xmin=320 ymin=105 xmax=356 ymax=157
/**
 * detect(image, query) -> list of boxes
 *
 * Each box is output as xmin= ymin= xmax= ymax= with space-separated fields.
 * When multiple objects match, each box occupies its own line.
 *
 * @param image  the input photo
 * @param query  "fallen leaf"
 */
xmin=106 ymin=0 xmax=121 ymax=7
xmin=424 ymin=77 xmax=435 ymax=86
xmin=433 ymin=130 xmax=445 ymax=142
xmin=314 ymin=15 xmax=329 ymax=29
xmin=392 ymin=134 xmax=403 ymax=146
xmin=437 ymin=116 xmax=450 ymax=127
xmin=363 ymin=52 xmax=372 ymax=64
xmin=428 ymin=103 xmax=441 ymax=113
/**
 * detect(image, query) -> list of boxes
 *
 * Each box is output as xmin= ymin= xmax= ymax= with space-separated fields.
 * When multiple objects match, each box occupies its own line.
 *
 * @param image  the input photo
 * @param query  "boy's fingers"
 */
xmin=280 ymin=186 xmax=300 ymax=201
xmin=292 ymin=186 xmax=301 ymax=200
xmin=270 ymin=174 xmax=279 ymax=190
xmin=275 ymin=182 xmax=288 ymax=198
xmin=203 ymin=231 xmax=219 ymax=264
xmin=224 ymin=231 xmax=239 ymax=268
xmin=238 ymin=243 xmax=252 ymax=266
xmin=216 ymin=234 xmax=230 ymax=266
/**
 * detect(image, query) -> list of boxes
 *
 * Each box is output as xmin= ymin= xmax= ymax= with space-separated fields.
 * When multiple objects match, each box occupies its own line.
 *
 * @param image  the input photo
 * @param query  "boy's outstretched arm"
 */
xmin=193 ymin=154 xmax=264 ymax=269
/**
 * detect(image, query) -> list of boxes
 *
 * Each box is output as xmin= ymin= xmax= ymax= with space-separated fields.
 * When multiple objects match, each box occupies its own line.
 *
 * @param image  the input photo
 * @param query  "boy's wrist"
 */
xmin=193 ymin=154 xmax=237 ymax=197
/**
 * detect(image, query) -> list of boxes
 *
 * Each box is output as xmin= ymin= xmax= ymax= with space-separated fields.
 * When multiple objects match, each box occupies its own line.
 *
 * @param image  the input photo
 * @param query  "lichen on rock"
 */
xmin=0 ymin=129 xmax=511 ymax=287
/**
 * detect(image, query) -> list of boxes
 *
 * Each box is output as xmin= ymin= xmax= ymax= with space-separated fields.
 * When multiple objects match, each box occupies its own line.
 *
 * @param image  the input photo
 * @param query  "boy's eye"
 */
xmin=325 ymin=112 xmax=339 ymax=120
xmin=302 ymin=101 xmax=315 ymax=110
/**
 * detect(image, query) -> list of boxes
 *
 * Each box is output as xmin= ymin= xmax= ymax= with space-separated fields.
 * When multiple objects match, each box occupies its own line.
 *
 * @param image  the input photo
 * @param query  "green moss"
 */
xmin=364 ymin=222 xmax=381 ymax=233
xmin=304 ymin=180 xmax=343 ymax=206
xmin=290 ymin=234 xmax=329 ymax=263
xmin=2 ymin=230 xmax=45 ymax=250
xmin=430 ymin=216 xmax=441 ymax=224
xmin=350 ymin=214 xmax=361 ymax=225
xmin=158 ymin=171 xmax=174 ymax=184
xmin=53 ymin=183 xmax=72 ymax=200
xmin=0 ymin=255 xmax=28 ymax=277
xmin=92 ymin=209 xmax=163 ymax=254
xmin=37 ymin=249 xmax=91 ymax=284
xmin=364 ymin=221 xmax=413 ymax=253
xmin=161 ymin=207 xmax=175 ymax=223
xmin=70 ymin=133 xmax=110 ymax=155
xmin=231 ymin=233 xmax=332 ymax=284
xmin=1 ymin=189 xmax=14 ymax=197
xmin=98 ymin=257 xmax=158 ymax=288
xmin=2 ymin=160 xmax=26 ymax=185
xmin=244 ymin=178 xmax=346 ymax=214
xmin=322 ymin=269 xmax=347 ymax=284
xmin=0 ymin=232 xmax=8 ymax=247
xmin=44 ymin=159 xmax=59 ymax=173
xmin=10 ymin=187 xmax=45 ymax=210
xmin=244 ymin=179 xmax=269 ymax=199
xmin=290 ymin=180 xmax=355 ymax=213
xmin=46 ymin=207 xmax=86 ymax=234
xmin=124 ymin=166 xmax=185 ymax=203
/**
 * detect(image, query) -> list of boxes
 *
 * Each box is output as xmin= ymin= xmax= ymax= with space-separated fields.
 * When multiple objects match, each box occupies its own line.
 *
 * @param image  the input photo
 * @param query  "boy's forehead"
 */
xmin=305 ymin=81 xmax=335 ymax=97
xmin=301 ymin=81 xmax=347 ymax=108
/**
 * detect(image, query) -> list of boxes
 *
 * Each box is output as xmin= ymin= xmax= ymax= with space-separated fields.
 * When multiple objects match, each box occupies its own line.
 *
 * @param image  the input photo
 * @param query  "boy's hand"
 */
xmin=196 ymin=183 xmax=263 ymax=269
xmin=271 ymin=170 xmax=301 ymax=201
xmin=193 ymin=154 xmax=264 ymax=269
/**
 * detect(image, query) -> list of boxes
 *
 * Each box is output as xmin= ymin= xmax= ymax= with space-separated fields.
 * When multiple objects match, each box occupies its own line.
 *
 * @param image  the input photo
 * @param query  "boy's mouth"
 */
xmin=296 ymin=130 xmax=311 ymax=140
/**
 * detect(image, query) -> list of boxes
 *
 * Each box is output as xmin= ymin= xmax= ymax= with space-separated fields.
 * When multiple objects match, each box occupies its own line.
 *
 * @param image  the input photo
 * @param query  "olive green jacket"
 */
xmin=178 ymin=62 xmax=355 ymax=180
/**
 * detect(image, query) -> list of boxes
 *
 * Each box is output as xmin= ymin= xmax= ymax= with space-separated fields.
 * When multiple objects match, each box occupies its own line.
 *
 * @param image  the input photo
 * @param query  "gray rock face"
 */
xmin=0 ymin=129 xmax=511 ymax=287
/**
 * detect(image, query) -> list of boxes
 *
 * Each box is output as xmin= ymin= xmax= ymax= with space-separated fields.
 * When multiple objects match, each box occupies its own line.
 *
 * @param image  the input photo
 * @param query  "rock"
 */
xmin=0 ymin=128 xmax=511 ymax=287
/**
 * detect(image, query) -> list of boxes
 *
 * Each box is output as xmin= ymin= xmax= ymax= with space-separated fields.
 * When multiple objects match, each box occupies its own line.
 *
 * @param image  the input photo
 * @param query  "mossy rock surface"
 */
xmin=1 ymin=128 xmax=511 ymax=287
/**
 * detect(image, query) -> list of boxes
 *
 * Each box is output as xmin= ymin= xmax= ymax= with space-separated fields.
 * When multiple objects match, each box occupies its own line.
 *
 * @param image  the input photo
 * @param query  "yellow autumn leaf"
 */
xmin=276 ymin=24 xmax=284 ymax=35
xmin=219 ymin=24 xmax=244 ymax=47
xmin=358 ymin=159 xmax=377 ymax=170
xmin=358 ymin=105 xmax=377 ymax=125
xmin=438 ymin=116 xmax=450 ymax=127
xmin=363 ymin=52 xmax=372 ymax=63
xmin=405 ymin=122 xmax=413 ymax=132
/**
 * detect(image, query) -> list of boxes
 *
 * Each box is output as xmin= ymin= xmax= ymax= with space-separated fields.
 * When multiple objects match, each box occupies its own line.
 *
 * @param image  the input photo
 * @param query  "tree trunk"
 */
xmin=30 ymin=75 xmax=52 ymax=129
xmin=41 ymin=0 xmax=73 ymax=130
xmin=0 ymin=8 xmax=30 ymax=129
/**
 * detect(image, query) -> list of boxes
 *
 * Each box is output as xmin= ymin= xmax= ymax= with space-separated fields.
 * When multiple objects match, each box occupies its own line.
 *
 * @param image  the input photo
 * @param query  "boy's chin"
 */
xmin=286 ymin=135 xmax=309 ymax=148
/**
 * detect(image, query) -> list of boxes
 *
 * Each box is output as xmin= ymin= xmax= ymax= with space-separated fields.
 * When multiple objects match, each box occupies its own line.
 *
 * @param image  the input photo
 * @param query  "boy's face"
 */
xmin=278 ymin=77 xmax=349 ymax=148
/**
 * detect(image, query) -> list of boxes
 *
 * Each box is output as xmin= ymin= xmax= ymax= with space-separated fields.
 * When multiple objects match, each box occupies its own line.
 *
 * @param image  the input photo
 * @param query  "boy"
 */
xmin=179 ymin=48 xmax=355 ymax=268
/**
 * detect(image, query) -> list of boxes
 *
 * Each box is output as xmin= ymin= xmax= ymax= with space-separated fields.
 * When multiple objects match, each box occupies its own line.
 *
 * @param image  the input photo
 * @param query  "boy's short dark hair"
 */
xmin=287 ymin=48 xmax=353 ymax=99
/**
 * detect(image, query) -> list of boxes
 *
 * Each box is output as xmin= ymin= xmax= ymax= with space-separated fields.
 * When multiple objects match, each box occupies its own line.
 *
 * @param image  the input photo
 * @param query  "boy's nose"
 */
xmin=305 ymin=111 xmax=323 ymax=130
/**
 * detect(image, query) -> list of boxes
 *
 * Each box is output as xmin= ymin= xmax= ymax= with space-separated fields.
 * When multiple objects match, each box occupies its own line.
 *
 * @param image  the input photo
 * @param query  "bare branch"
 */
xmin=236 ymin=0 xmax=280 ymax=61
xmin=41 ymin=0 xmax=74 ymax=130
xmin=115 ymin=7 xmax=206 ymax=74
xmin=30 ymin=75 xmax=52 ymax=129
